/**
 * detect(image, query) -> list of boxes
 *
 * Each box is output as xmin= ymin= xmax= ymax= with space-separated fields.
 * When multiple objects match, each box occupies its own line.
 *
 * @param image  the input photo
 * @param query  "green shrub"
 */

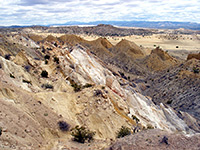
xmin=5 ymin=54 xmax=11 ymax=60
xmin=94 ymin=89 xmax=103 ymax=97
xmin=71 ymin=83 xmax=82 ymax=92
xmin=44 ymin=55 xmax=50 ymax=60
xmin=22 ymin=79 xmax=32 ymax=85
xmin=71 ymin=126 xmax=95 ymax=143
xmin=147 ymin=124 xmax=154 ymax=129
xmin=193 ymin=67 xmax=199 ymax=74
xmin=58 ymin=121 xmax=70 ymax=132
xmin=166 ymin=100 xmax=173 ymax=104
xmin=24 ymin=65 xmax=31 ymax=72
xmin=116 ymin=126 xmax=131 ymax=138
xmin=132 ymin=115 xmax=140 ymax=123
xmin=54 ymin=57 xmax=59 ymax=64
xmin=42 ymin=83 xmax=53 ymax=89
xmin=10 ymin=73 xmax=15 ymax=78
xmin=82 ymin=83 xmax=93 ymax=88
xmin=0 ymin=127 xmax=2 ymax=136
xmin=41 ymin=70 xmax=48 ymax=78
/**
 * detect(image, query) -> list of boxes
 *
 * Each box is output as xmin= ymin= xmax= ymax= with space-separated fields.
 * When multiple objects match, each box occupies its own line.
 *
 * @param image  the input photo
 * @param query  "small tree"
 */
xmin=116 ymin=126 xmax=131 ymax=138
xmin=71 ymin=126 xmax=95 ymax=143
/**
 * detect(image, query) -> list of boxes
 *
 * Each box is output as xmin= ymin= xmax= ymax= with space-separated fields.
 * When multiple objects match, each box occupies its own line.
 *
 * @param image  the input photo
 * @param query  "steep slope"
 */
xmin=142 ymin=47 xmax=179 ymax=71
xmin=144 ymin=58 xmax=200 ymax=123
xmin=85 ymin=37 xmax=113 ymax=59
xmin=111 ymin=39 xmax=144 ymax=56
xmin=58 ymin=34 xmax=86 ymax=46
xmin=0 ymin=57 xmax=68 ymax=149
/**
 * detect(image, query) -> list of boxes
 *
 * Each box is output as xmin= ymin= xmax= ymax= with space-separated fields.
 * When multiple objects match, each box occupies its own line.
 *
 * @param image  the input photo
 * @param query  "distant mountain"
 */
xmin=55 ymin=21 xmax=200 ymax=30
xmin=1 ymin=21 xmax=199 ymax=30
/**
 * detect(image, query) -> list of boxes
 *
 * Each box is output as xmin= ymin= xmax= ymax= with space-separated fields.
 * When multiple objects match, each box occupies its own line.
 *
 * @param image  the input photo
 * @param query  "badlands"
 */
xmin=0 ymin=25 xmax=199 ymax=149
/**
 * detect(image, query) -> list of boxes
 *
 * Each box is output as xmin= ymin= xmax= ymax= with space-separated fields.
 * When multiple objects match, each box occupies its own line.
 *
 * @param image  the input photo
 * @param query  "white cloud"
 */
xmin=0 ymin=0 xmax=199 ymax=25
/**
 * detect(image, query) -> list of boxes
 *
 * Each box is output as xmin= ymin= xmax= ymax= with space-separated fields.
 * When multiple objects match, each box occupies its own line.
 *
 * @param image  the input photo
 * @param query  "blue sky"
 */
xmin=0 ymin=0 xmax=199 ymax=26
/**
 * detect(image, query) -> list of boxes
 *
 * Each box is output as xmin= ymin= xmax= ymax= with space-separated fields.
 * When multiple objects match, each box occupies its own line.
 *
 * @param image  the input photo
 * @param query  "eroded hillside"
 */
xmin=0 ymin=32 xmax=199 ymax=150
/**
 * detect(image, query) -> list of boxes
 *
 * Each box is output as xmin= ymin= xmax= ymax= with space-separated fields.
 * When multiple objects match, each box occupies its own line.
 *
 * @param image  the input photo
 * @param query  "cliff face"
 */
xmin=0 ymin=33 xmax=199 ymax=149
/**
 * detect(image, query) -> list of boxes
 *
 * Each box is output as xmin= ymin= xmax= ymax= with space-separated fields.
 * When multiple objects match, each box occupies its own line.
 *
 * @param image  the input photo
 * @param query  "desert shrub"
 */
xmin=4 ymin=54 xmax=11 ymax=60
xmin=47 ymin=47 xmax=52 ymax=51
xmin=10 ymin=73 xmax=15 ymax=78
xmin=44 ymin=113 xmax=48 ymax=116
xmin=71 ymin=126 xmax=95 ymax=143
xmin=34 ymin=57 xmax=40 ymax=60
xmin=42 ymin=46 xmax=46 ymax=53
xmin=41 ymin=70 xmax=48 ymax=78
xmin=44 ymin=54 xmax=50 ymax=60
xmin=58 ymin=121 xmax=70 ymax=132
xmin=82 ymin=83 xmax=93 ymax=88
xmin=45 ymin=60 xmax=48 ymax=64
xmin=0 ymin=64 xmax=2 ymax=69
xmin=176 ymin=45 xmax=179 ymax=48
xmin=118 ymin=71 xmax=127 ymax=80
xmin=161 ymin=136 xmax=169 ymax=145
xmin=54 ymin=42 xmax=58 ymax=47
xmin=24 ymin=65 xmax=31 ymax=72
xmin=22 ymin=79 xmax=32 ymax=85
xmin=166 ymin=100 xmax=173 ymax=104
xmin=0 ymin=127 xmax=2 ymax=136
xmin=41 ymin=83 xmax=53 ymax=89
xmin=54 ymin=57 xmax=59 ymax=64
xmin=132 ymin=115 xmax=140 ymax=123
xmin=193 ymin=67 xmax=199 ymax=74
xmin=116 ymin=126 xmax=131 ymax=138
xmin=71 ymin=83 xmax=82 ymax=92
xmin=69 ymin=64 xmax=75 ymax=69
xmin=147 ymin=124 xmax=154 ymax=129
xmin=94 ymin=89 xmax=103 ymax=97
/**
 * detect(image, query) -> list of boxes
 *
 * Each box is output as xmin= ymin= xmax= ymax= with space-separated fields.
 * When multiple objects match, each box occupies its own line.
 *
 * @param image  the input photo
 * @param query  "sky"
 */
xmin=0 ymin=0 xmax=200 ymax=26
